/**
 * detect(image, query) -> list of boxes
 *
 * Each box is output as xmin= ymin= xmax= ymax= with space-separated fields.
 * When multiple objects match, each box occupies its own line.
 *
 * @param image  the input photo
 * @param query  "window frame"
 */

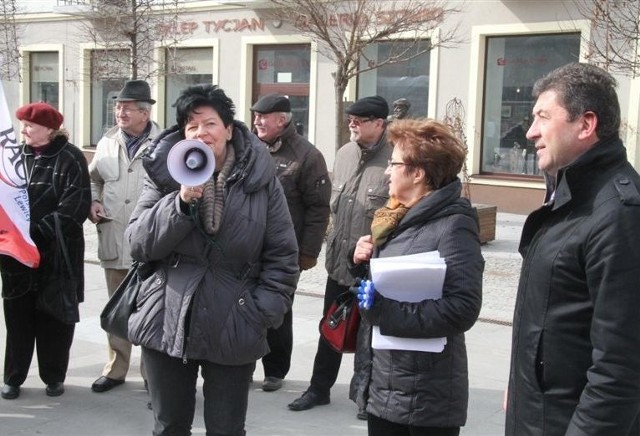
xmin=466 ymin=20 xmax=590 ymax=188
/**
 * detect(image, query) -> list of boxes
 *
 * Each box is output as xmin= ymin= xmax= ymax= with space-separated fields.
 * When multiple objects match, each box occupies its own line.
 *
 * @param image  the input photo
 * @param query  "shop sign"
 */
xmin=158 ymin=18 xmax=266 ymax=37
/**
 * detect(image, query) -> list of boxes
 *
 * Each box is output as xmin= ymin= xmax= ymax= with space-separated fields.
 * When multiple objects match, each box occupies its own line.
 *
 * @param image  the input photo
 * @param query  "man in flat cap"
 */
xmin=288 ymin=96 xmax=391 ymax=420
xmin=89 ymin=80 xmax=162 ymax=396
xmin=251 ymin=93 xmax=331 ymax=393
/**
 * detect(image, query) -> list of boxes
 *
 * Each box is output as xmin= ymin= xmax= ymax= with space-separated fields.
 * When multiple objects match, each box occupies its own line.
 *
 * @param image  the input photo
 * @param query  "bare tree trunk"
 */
xmin=333 ymin=65 xmax=349 ymax=152
xmin=335 ymin=86 xmax=347 ymax=151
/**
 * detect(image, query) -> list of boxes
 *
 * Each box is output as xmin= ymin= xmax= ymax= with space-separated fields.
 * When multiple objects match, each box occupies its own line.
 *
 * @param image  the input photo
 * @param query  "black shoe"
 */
xmin=46 ymin=382 xmax=65 ymax=397
xmin=1 ymin=384 xmax=20 ymax=400
xmin=262 ymin=376 xmax=283 ymax=392
xmin=91 ymin=376 xmax=124 ymax=393
xmin=287 ymin=390 xmax=330 ymax=411
xmin=357 ymin=407 xmax=368 ymax=420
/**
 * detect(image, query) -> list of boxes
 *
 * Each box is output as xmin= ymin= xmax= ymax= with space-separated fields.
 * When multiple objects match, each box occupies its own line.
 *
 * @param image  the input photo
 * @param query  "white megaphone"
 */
xmin=167 ymin=139 xmax=215 ymax=186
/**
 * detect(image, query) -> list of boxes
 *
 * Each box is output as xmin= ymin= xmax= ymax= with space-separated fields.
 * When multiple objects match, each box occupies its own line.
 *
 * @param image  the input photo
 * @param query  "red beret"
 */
xmin=16 ymin=102 xmax=64 ymax=130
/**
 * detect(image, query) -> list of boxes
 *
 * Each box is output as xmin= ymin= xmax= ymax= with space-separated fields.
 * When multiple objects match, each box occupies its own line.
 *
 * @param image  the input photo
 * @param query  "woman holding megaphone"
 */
xmin=126 ymin=84 xmax=299 ymax=435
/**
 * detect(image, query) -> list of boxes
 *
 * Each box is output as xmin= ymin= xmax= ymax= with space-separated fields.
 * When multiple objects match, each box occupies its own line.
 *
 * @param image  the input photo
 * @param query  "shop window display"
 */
xmin=481 ymin=33 xmax=580 ymax=177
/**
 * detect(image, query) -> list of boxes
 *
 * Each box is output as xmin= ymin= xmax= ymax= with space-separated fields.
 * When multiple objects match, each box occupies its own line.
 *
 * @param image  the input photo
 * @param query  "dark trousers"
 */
xmin=143 ymin=346 xmax=255 ymax=436
xmin=309 ymin=277 xmax=349 ymax=396
xmin=262 ymin=305 xmax=293 ymax=379
xmin=3 ymin=291 xmax=75 ymax=386
xmin=368 ymin=413 xmax=460 ymax=436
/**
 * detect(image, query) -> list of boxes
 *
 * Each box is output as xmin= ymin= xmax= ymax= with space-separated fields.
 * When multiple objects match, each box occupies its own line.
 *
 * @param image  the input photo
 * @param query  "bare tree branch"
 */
xmin=264 ymin=0 xmax=463 ymax=149
xmin=0 ymin=0 xmax=21 ymax=81
xmin=71 ymin=0 xmax=187 ymax=81
xmin=574 ymin=0 xmax=640 ymax=76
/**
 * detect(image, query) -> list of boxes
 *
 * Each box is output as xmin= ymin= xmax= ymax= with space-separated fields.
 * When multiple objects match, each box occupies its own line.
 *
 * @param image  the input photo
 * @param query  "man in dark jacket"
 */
xmin=288 ymin=95 xmax=392 ymax=418
xmin=506 ymin=63 xmax=640 ymax=435
xmin=251 ymin=93 xmax=331 ymax=392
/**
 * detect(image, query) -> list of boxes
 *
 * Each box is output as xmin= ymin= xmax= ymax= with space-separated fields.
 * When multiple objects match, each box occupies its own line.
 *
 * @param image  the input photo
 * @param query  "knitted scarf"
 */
xmin=198 ymin=143 xmax=235 ymax=235
xmin=370 ymin=196 xmax=415 ymax=247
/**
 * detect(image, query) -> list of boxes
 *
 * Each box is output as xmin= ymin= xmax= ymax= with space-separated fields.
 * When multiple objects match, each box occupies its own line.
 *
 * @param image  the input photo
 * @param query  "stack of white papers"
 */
xmin=370 ymin=251 xmax=447 ymax=352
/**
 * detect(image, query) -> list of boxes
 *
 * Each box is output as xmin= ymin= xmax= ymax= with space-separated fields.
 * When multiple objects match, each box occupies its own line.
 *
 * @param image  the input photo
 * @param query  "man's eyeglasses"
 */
xmin=346 ymin=116 xmax=375 ymax=127
xmin=114 ymin=105 xmax=143 ymax=115
xmin=387 ymin=160 xmax=408 ymax=168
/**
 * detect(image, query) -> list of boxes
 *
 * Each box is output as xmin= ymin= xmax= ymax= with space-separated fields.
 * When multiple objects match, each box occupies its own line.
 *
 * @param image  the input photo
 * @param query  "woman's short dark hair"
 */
xmin=387 ymin=118 xmax=466 ymax=191
xmin=173 ymin=84 xmax=235 ymax=130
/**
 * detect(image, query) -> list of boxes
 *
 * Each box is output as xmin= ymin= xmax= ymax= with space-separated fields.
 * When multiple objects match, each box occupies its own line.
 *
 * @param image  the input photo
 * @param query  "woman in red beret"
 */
xmin=0 ymin=102 xmax=91 ymax=400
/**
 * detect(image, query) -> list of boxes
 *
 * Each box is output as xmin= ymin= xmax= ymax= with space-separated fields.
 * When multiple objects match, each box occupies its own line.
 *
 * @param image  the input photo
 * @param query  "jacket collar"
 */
xmin=359 ymin=129 xmax=388 ymax=161
xmin=396 ymin=178 xmax=473 ymax=232
xmin=144 ymin=121 xmax=274 ymax=195
xmin=264 ymin=121 xmax=297 ymax=154
xmin=545 ymin=136 xmax=626 ymax=210
xmin=228 ymin=120 xmax=276 ymax=193
xmin=22 ymin=135 xmax=68 ymax=158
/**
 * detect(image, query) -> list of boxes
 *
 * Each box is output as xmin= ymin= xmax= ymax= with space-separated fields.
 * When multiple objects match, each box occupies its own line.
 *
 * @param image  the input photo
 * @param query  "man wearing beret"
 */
xmin=288 ymin=96 xmax=391 ymax=419
xmin=251 ymin=93 xmax=331 ymax=393
xmin=89 ymin=80 xmax=162 ymax=395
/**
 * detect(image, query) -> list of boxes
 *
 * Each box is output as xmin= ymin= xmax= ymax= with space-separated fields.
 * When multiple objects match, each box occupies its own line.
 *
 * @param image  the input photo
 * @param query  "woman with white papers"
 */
xmin=350 ymin=119 xmax=484 ymax=436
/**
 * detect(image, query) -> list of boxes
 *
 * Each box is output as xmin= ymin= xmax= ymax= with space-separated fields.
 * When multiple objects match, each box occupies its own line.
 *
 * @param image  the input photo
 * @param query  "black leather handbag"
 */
xmin=100 ymin=261 xmax=144 ymax=340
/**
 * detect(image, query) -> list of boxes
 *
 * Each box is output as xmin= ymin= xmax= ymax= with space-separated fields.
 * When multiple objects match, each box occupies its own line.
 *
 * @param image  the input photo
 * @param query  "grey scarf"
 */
xmin=198 ymin=143 xmax=236 ymax=235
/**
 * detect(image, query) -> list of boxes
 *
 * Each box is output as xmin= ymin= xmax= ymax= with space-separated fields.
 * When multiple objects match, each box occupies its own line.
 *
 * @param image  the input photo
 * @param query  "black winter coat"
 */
xmin=351 ymin=179 xmax=484 ymax=428
xmin=126 ymin=121 xmax=299 ymax=365
xmin=1 ymin=136 xmax=91 ymax=311
xmin=506 ymin=137 xmax=640 ymax=435
xmin=265 ymin=121 xmax=331 ymax=260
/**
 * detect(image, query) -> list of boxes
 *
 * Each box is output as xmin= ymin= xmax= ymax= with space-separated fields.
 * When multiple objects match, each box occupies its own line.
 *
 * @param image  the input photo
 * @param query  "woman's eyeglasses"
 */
xmin=387 ymin=160 xmax=408 ymax=168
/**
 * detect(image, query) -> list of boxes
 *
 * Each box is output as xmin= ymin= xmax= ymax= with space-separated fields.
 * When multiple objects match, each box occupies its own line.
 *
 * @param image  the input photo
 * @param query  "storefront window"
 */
xmin=165 ymin=47 xmax=213 ymax=126
xmin=30 ymin=52 xmax=59 ymax=108
xmin=253 ymin=44 xmax=310 ymax=137
xmin=357 ymin=40 xmax=430 ymax=118
xmin=481 ymin=33 xmax=580 ymax=176
xmin=90 ymin=49 xmax=130 ymax=145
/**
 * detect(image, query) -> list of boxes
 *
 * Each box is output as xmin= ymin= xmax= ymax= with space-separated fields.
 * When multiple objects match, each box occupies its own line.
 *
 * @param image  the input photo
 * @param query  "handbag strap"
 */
xmin=327 ymin=292 xmax=356 ymax=327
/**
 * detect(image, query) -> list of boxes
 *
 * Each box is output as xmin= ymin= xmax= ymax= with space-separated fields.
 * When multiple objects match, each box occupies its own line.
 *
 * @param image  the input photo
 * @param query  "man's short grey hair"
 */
xmin=283 ymin=112 xmax=293 ymax=123
xmin=135 ymin=101 xmax=153 ymax=113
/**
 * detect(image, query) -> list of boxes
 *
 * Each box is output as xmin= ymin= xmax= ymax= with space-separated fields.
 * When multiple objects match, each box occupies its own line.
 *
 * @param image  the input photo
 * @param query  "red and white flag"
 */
xmin=0 ymin=80 xmax=40 ymax=268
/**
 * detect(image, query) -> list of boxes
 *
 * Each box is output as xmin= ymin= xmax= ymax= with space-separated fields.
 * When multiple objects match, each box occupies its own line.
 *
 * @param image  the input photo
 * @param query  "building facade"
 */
xmin=3 ymin=0 xmax=638 ymax=214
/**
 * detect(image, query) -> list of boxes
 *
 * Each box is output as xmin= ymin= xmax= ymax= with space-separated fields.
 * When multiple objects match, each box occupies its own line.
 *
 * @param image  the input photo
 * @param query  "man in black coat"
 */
xmin=251 ymin=93 xmax=331 ymax=392
xmin=506 ymin=63 xmax=640 ymax=435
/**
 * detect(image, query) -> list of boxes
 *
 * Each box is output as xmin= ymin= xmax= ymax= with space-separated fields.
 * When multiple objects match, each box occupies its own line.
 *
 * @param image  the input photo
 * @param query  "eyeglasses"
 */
xmin=114 ymin=105 xmax=143 ymax=115
xmin=387 ymin=160 xmax=408 ymax=168
xmin=346 ymin=116 xmax=375 ymax=127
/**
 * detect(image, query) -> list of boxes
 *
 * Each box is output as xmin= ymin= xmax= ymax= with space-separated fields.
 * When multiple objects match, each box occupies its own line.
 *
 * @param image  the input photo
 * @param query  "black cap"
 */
xmin=346 ymin=96 xmax=389 ymax=119
xmin=251 ymin=93 xmax=291 ymax=113
xmin=113 ymin=80 xmax=156 ymax=104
